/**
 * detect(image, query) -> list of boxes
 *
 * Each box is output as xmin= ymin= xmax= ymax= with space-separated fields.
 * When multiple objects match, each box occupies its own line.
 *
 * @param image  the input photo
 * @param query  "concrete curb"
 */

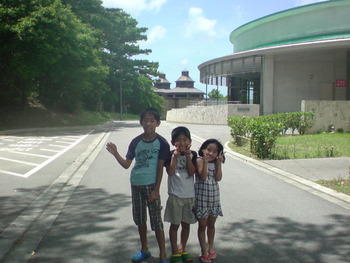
xmin=224 ymin=141 xmax=350 ymax=209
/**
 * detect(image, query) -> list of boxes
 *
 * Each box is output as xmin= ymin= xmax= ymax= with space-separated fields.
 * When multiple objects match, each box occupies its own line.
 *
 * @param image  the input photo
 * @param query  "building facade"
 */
xmin=198 ymin=0 xmax=350 ymax=115
xmin=155 ymin=70 xmax=204 ymax=112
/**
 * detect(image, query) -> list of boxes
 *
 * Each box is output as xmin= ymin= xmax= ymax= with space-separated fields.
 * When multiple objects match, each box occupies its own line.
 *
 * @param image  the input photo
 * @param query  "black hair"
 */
xmin=198 ymin=138 xmax=224 ymax=161
xmin=171 ymin=126 xmax=191 ymax=141
xmin=140 ymin=107 xmax=160 ymax=122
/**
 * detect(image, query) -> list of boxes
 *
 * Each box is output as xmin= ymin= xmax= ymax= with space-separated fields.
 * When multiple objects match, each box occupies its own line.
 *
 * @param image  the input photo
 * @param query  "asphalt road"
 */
xmin=0 ymin=121 xmax=349 ymax=263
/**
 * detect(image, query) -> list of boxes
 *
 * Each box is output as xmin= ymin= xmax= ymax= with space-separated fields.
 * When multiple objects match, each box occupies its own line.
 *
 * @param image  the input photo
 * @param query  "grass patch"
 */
xmin=0 ymin=105 xmax=139 ymax=131
xmin=229 ymin=133 xmax=350 ymax=160
xmin=272 ymin=133 xmax=350 ymax=159
xmin=229 ymin=133 xmax=350 ymax=195
xmin=317 ymin=177 xmax=350 ymax=196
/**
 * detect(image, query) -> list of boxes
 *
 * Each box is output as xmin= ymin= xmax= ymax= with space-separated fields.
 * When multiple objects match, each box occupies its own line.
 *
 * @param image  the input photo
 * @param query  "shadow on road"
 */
xmin=2 ymin=184 xmax=350 ymax=262
xmin=216 ymin=216 xmax=350 ymax=263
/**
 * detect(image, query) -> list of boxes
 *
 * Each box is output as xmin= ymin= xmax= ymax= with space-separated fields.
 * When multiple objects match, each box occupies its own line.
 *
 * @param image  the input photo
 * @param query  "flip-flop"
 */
xmin=170 ymin=253 xmax=183 ymax=263
xmin=208 ymin=252 xmax=217 ymax=260
xmin=198 ymin=255 xmax=211 ymax=263
xmin=131 ymin=250 xmax=151 ymax=263
xmin=181 ymin=251 xmax=194 ymax=262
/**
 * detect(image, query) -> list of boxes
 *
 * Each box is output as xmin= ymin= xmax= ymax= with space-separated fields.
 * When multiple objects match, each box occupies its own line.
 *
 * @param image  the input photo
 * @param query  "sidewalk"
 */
xmin=264 ymin=157 xmax=350 ymax=182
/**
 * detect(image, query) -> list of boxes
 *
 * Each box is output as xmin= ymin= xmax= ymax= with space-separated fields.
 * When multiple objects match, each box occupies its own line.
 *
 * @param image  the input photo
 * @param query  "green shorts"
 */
xmin=164 ymin=194 xmax=197 ymax=225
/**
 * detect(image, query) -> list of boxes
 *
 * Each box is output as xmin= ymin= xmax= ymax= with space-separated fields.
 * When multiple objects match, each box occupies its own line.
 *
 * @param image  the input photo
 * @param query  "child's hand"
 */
xmin=173 ymin=142 xmax=182 ymax=157
xmin=185 ymin=144 xmax=192 ymax=156
xmin=202 ymin=149 xmax=210 ymax=163
xmin=149 ymin=190 xmax=160 ymax=202
xmin=217 ymin=151 xmax=225 ymax=164
xmin=106 ymin=142 xmax=118 ymax=155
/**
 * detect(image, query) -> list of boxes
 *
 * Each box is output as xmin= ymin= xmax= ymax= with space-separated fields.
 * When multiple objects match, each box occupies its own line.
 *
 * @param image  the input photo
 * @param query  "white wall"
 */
xmin=302 ymin=100 xmax=350 ymax=133
xmin=166 ymin=104 xmax=260 ymax=125
xmin=272 ymin=51 xmax=347 ymax=113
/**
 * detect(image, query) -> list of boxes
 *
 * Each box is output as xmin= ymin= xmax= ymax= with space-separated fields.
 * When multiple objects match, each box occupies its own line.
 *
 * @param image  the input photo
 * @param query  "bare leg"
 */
xmin=207 ymin=216 xmax=217 ymax=253
xmin=197 ymin=218 xmax=208 ymax=256
xmin=138 ymin=224 xmax=148 ymax=252
xmin=169 ymin=223 xmax=180 ymax=254
xmin=180 ymin=221 xmax=190 ymax=253
xmin=155 ymin=230 xmax=167 ymax=260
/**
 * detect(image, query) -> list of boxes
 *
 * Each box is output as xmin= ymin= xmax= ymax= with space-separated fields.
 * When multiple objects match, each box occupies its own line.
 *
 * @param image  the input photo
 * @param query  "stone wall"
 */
xmin=166 ymin=104 xmax=260 ymax=125
xmin=302 ymin=100 xmax=350 ymax=133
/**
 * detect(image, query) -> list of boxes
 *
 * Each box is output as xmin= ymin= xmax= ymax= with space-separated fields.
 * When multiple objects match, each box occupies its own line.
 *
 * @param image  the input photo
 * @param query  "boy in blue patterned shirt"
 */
xmin=107 ymin=107 xmax=170 ymax=263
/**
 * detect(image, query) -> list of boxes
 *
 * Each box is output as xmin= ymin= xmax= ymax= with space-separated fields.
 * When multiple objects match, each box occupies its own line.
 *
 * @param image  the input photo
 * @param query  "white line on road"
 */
xmin=55 ymin=141 xmax=73 ymax=144
xmin=0 ymin=157 xmax=39 ymax=166
xmin=22 ymin=132 xmax=92 ymax=178
xmin=0 ymin=169 xmax=26 ymax=177
xmin=0 ymin=129 xmax=111 ymax=262
xmin=48 ymin=144 xmax=67 ymax=148
xmin=8 ymin=151 xmax=51 ymax=158
xmin=40 ymin=148 xmax=60 ymax=153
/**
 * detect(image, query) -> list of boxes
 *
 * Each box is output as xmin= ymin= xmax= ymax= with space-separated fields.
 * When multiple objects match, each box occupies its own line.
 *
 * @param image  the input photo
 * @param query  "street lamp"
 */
xmin=120 ymin=78 xmax=124 ymax=120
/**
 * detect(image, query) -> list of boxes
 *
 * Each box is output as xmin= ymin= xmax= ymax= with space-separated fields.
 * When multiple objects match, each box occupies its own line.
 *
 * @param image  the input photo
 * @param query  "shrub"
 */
xmin=249 ymin=118 xmax=283 ymax=159
xmin=228 ymin=116 xmax=254 ymax=146
xmin=296 ymin=112 xmax=315 ymax=135
xmin=228 ymin=111 xmax=315 ymax=158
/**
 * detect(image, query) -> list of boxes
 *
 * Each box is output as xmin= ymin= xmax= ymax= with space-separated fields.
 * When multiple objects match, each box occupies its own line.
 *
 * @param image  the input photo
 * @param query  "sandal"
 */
xmin=198 ymin=255 xmax=211 ymax=263
xmin=181 ymin=252 xmax=193 ymax=262
xmin=208 ymin=252 xmax=217 ymax=260
xmin=170 ymin=254 xmax=183 ymax=263
xmin=131 ymin=250 xmax=151 ymax=262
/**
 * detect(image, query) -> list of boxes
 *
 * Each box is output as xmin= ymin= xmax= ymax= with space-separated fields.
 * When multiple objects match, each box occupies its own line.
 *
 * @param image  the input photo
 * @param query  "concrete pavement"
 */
xmin=1 ymin=121 xmax=350 ymax=263
xmin=264 ymin=157 xmax=350 ymax=182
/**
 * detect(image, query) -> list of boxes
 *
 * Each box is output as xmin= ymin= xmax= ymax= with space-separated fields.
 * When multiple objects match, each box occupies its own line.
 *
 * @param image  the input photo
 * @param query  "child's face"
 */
xmin=140 ymin=113 xmax=160 ymax=134
xmin=202 ymin=143 xmax=220 ymax=162
xmin=172 ymin=134 xmax=191 ymax=153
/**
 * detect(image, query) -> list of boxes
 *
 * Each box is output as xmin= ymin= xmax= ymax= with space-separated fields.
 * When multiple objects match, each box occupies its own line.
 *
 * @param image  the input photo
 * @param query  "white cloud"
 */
xmin=294 ymin=0 xmax=328 ymax=6
xmin=180 ymin=58 xmax=189 ymax=66
xmin=102 ymin=0 xmax=167 ymax=16
xmin=144 ymin=25 xmax=167 ymax=45
xmin=185 ymin=7 xmax=217 ymax=38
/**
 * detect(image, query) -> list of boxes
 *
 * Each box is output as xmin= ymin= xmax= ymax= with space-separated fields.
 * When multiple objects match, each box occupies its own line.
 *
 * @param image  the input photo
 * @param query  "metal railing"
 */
xmin=188 ymin=99 xmax=242 ymax=106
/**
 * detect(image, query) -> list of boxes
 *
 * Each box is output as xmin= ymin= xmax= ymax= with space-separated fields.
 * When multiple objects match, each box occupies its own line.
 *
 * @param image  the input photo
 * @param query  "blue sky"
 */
xmin=102 ymin=0 xmax=328 ymax=96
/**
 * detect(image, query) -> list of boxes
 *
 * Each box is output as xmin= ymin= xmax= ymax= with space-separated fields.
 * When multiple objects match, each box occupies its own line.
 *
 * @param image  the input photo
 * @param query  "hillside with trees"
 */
xmin=0 ymin=0 xmax=164 ymax=113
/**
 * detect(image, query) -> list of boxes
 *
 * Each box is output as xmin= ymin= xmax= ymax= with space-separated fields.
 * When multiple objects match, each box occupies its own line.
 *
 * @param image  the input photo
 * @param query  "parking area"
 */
xmin=0 ymin=130 xmax=92 ymax=178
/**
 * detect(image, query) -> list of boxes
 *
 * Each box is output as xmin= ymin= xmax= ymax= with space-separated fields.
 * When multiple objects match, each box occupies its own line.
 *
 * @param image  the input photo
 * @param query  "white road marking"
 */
xmin=0 ymin=157 xmax=38 ymax=166
xmin=1 ymin=138 xmax=16 ymax=142
xmin=0 ymin=130 xmax=110 ymax=261
xmin=55 ymin=141 xmax=72 ymax=144
xmin=0 ymin=131 xmax=92 ymax=178
xmin=48 ymin=144 xmax=67 ymax=148
xmin=0 ymin=169 xmax=26 ymax=177
xmin=22 ymin=132 xmax=91 ymax=178
xmin=40 ymin=149 xmax=60 ymax=153
xmin=9 ymin=151 xmax=51 ymax=158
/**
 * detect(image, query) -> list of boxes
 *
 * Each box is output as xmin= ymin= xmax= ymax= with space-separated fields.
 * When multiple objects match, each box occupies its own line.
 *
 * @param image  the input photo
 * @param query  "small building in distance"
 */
xmin=155 ymin=70 xmax=205 ymax=112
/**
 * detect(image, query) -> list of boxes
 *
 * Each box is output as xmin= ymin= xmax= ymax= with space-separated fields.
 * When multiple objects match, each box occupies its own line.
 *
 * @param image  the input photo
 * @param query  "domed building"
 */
xmin=198 ymin=0 xmax=350 ymax=131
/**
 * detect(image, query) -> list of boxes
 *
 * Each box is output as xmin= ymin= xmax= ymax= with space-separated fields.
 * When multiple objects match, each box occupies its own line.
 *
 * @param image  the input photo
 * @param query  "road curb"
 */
xmin=223 ymin=141 xmax=350 ymax=209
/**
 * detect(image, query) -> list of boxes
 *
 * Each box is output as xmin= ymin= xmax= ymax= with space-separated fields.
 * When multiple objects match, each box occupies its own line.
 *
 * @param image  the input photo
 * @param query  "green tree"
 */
xmin=0 ymin=0 xmax=102 ymax=111
xmin=0 ymin=0 xmax=163 ymax=113
xmin=61 ymin=1 xmax=163 ymax=113
xmin=208 ymin=88 xmax=225 ymax=100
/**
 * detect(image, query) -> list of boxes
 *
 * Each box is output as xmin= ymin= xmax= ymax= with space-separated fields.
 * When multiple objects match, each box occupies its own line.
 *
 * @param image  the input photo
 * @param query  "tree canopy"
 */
xmin=0 ymin=0 xmax=164 ymax=113
xmin=208 ymin=88 xmax=225 ymax=100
